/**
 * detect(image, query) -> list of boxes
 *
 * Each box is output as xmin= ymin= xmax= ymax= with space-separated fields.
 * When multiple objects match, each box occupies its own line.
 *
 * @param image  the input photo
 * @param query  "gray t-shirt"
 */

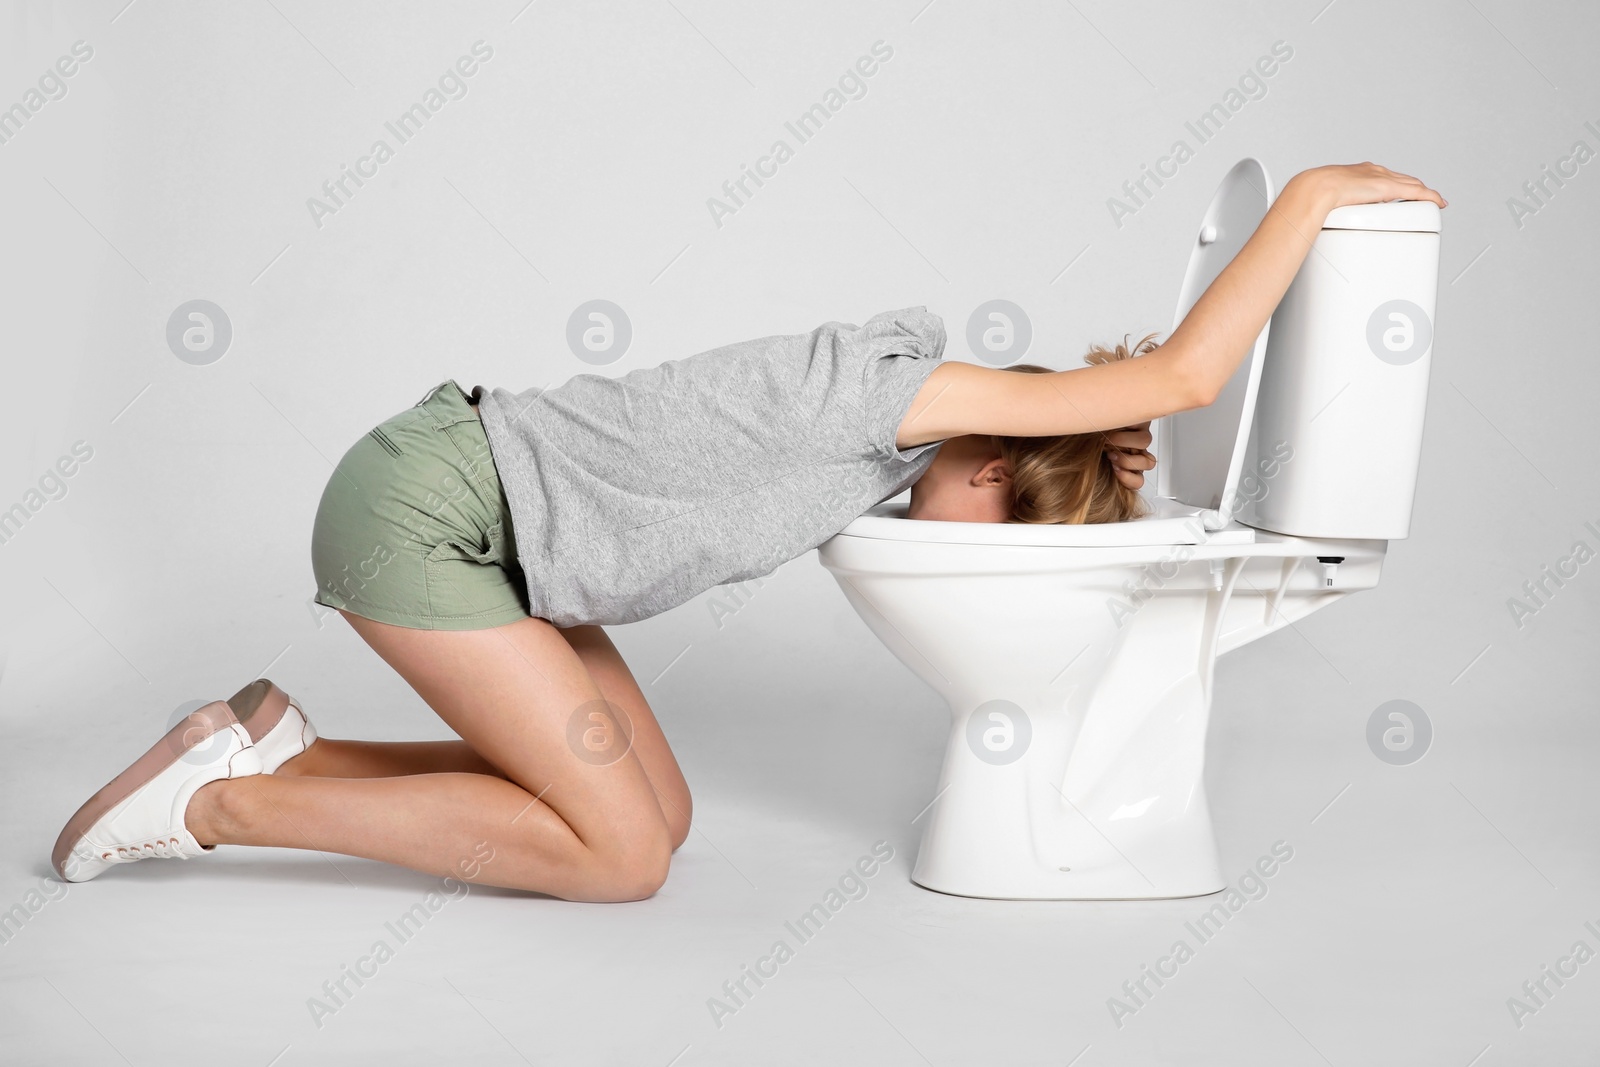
xmin=475 ymin=306 xmax=947 ymax=627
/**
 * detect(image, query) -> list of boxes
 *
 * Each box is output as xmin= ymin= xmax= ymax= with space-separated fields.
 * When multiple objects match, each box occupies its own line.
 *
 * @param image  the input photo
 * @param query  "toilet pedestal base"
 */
xmin=908 ymin=672 xmax=1227 ymax=901
xmin=909 ymin=786 xmax=1227 ymax=900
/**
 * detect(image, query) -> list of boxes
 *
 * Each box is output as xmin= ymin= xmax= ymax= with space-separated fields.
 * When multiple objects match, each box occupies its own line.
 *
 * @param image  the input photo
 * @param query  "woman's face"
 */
xmin=905 ymin=435 xmax=1012 ymax=523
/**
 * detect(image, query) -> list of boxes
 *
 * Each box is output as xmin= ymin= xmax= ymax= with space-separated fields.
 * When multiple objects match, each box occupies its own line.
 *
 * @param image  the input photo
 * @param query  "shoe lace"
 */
xmin=106 ymin=836 xmax=187 ymax=863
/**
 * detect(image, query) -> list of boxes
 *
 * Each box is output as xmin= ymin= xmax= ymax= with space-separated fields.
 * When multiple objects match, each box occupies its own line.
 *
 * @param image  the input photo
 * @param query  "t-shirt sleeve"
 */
xmin=852 ymin=306 xmax=947 ymax=461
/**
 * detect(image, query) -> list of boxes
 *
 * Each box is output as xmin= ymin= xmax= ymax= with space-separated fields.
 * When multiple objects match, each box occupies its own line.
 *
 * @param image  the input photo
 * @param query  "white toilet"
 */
xmin=817 ymin=158 xmax=1442 ymax=899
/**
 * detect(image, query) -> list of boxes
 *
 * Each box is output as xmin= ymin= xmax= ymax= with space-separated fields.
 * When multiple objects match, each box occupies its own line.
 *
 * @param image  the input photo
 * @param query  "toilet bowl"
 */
xmin=817 ymin=158 xmax=1441 ymax=900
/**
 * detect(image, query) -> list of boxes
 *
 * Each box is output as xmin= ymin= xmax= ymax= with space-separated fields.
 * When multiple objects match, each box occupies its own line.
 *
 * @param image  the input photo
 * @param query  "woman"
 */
xmin=51 ymin=162 xmax=1444 ymax=901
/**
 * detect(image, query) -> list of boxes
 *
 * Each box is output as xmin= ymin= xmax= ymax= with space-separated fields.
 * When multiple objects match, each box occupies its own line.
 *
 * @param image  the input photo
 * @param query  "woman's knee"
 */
xmin=665 ymin=788 xmax=692 ymax=852
xmin=588 ymin=821 xmax=673 ymax=901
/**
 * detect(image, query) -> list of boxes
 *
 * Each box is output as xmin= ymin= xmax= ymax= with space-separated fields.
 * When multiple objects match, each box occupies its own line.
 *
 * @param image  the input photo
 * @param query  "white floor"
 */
xmin=4 ymin=558 xmax=1598 ymax=1067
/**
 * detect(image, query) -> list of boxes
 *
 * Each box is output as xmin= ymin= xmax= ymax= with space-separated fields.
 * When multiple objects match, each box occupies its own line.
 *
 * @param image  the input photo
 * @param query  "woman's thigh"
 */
xmin=558 ymin=624 xmax=692 ymax=847
xmin=340 ymin=610 xmax=673 ymax=867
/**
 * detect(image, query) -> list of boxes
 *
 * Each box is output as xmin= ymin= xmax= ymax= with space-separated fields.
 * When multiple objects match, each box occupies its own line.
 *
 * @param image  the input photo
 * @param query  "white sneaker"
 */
xmin=52 ymin=701 xmax=263 ymax=882
xmin=226 ymin=678 xmax=317 ymax=773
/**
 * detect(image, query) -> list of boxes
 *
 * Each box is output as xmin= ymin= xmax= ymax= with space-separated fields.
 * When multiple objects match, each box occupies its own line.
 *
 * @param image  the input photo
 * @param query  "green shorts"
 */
xmin=310 ymin=379 xmax=534 ymax=630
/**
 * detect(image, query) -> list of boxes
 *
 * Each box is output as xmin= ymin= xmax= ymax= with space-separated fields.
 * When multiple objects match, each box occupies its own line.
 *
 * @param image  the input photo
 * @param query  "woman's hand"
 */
xmin=1104 ymin=422 xmax=1155 ymax=490
xmin=1294 ymin=162 xmax=1447 ymax=212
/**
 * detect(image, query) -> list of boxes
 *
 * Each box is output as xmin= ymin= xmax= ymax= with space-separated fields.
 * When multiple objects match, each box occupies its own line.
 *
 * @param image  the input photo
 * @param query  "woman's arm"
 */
xmin=895 ymin=163 xmax=1445 ymax=447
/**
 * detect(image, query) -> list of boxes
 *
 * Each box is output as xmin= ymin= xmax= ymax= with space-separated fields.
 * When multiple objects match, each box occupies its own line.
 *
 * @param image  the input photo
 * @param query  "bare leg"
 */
xmin=187 ymin=613 xmax=680 ymax=901
xmin=556 ymin=624 xmax=692 ymax=848
xmin=194 ymin=772 xmax=635 ymax=898
xmin=278 ymin=739 xmax=508 ymax=780
xmin=271 ymin=624 xmax=692 ymax=849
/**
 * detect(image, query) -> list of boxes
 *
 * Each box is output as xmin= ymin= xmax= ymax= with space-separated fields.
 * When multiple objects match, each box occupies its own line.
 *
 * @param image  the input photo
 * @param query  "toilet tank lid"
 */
xmin=1322 ymin=200 xmax=1441 ymax=233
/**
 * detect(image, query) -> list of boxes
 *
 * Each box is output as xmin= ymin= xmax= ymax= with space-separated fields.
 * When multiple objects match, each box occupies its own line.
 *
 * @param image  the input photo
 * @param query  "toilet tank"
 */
xmin=1236 ymin=200 xmax=1442 ymax=540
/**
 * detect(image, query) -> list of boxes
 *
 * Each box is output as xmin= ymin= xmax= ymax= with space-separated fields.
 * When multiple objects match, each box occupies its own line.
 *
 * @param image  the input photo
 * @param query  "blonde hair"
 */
xmin=994 ymin=333 xmax=1161 ymax=524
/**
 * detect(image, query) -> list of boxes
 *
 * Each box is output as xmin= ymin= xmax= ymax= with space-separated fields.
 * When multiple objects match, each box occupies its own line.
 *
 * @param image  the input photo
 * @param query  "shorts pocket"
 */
xmin=423 ymin=526 xmax=508 ymax=621
xmin=366 ymin=407 xmax=431 ymax=457
xmin=367 ymin=425 xmax=405 ymax=458
xmin=426 ymin=530 xmax=496 ymax=565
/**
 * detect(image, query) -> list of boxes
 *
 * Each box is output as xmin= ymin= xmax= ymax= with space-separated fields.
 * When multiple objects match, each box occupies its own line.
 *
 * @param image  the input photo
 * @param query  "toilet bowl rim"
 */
xmin=834 ymin=499 xmax=1255 ymax=549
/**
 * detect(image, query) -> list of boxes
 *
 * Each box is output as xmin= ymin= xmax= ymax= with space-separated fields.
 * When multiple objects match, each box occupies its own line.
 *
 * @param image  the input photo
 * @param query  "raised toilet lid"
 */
xmin=1156 ymin=157 xmax=1277 ymax=530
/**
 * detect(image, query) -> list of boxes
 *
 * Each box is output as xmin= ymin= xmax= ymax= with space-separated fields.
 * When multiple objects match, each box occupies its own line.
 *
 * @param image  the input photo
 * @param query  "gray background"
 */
xmin=2 ymin=0 xmax=1598 ymax=1064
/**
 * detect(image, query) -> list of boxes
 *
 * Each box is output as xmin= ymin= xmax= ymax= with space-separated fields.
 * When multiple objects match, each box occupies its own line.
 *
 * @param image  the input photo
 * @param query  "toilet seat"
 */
xmin=842 ymin=497 xmax=1257 ymax=547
